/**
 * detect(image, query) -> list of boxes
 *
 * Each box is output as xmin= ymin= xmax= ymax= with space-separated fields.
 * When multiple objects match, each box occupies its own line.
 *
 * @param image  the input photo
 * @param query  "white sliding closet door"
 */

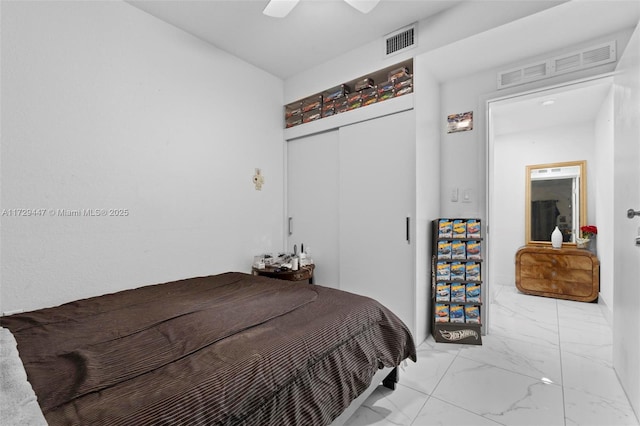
xmin=338 ymin=110 xmax=416 ymax=332
xmin=287 ymin=130 xmax=340 ymax=288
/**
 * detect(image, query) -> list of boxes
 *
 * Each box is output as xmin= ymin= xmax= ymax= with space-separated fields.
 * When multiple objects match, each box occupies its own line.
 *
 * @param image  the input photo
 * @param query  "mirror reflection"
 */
xmin=525 ymin=160 xmax=586 ymax=245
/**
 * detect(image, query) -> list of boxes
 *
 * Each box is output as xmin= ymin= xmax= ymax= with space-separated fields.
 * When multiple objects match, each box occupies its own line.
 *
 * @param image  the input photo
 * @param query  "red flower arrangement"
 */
xmin=580 ymin=225 xmax=598 ymax=239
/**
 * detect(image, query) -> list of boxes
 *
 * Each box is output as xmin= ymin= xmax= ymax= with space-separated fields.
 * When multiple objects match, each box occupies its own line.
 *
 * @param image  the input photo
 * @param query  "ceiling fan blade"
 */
xmin=263 ymin=0 xmax=300 ymax=18
xmin=344 ymin=0 xmax=380 ymax=14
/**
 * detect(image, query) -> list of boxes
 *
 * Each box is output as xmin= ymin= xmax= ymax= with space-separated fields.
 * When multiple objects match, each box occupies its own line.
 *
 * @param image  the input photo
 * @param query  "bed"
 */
xmin=0 ymin=272 xmax=416 ymax=425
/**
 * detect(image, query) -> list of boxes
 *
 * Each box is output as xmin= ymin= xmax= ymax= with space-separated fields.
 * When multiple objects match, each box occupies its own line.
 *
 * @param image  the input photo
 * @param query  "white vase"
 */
xmin=551 ymin=226 xmax=563 ymax=248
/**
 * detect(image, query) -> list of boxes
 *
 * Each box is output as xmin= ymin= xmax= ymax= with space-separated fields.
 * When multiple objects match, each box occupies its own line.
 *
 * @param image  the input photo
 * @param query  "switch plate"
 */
xmin=451 ymin=187 xmax=459 ymax=202
xmin=462 ymin=188 xmax=473 ymax=203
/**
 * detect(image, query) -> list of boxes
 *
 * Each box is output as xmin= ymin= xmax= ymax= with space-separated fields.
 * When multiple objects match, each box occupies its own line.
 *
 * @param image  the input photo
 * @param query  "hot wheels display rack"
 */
xmin=431 ymin=218 xmax=483 ymax=345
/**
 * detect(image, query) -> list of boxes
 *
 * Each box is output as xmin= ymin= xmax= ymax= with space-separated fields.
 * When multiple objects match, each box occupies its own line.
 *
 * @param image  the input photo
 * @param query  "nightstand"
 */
xmin=252 ymin=264 xmax=315 ymax=284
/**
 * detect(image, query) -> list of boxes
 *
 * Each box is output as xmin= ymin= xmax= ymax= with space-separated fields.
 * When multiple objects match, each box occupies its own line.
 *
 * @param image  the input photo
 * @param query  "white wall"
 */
xmin=0 ymin=1 xmax=285 ymax=313
xmin=594 ymin=87 xmax=615 ymax=314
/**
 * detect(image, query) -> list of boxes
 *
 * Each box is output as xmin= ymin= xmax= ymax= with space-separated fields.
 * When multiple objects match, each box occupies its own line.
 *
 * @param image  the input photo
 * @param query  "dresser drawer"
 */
xmin=515 ymin=246 xmax=599 ymax=302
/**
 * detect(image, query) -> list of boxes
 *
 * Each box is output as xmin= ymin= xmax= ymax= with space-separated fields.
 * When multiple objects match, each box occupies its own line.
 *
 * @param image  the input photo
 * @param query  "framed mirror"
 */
xmin=525 ymin=160 xmax=587 ymax=245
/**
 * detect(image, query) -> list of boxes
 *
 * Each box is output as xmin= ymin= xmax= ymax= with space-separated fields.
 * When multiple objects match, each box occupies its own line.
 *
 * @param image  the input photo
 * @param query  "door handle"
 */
xmin=406 ymin=217 xmax=410 ymax=244
xmin=288 ymin=217 xmax=293 ymax=236
xmin=627 ymin=209 xmax=640 ymax=219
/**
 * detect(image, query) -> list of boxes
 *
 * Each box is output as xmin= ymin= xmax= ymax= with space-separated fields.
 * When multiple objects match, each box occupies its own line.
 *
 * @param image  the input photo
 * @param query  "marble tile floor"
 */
xmin=345 ymin=285 xmax=640 ymax=426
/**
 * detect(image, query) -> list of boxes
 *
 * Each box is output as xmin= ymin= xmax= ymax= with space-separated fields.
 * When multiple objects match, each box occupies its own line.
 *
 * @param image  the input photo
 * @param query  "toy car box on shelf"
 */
xmin=465 ymin=305 xmax=481 ymax=323
xmin=451 ymin=262 xmax=466 ymax=281
xmin=436 ymin=261 xmax=451 ymax=281
xmin=322 ymin=99 xmax=336 ymax=118
xmin=377 ymin=80 xmax=395 ymax=101
xmin=436 ymin=282 xmax=450 ymax=302
xmin=301 ymin=95 xmax=322 ymax=113
xmin=361 ymin=87 xmax=378 ymax=106
xmin=347 ymin=91 xmax=362 ymax=108
xmin=453 ymin=219 xmax=467 ymax=238
xmin=355 ymin=77 xmax=374 ymax=91
xmin=437 ymin=240 xmax=452 ymax=260
xmin=285 ymin=101 xmax=302 ymax=118
xmin=323 ymin=84 xmax=350 ymax=102
xmin=302 ymin=107 xmax=321 ymax=123
xmin=388 ymin=66 xmax=410 ymax=81
xmin=466 ymin=241 xmax=481 ymax=259
xmin=467 ymin=219 xmax=481 ymax=238
xmin=438 ymin=219 xmax=453 ymax=238
xmin=451 ymin=240 xmax=466 ymax=259
xmin=450 ymin=304 xmax=465 ymax=323
xmin=334 ymin=96 xmax=348 ymax=114
xmin=465 ymin=262 xmax=481 ymax=281
xmin=466 ymin=283 xmax=481 ymax=303
xmin=393 ymin=74 xmax=413 ymax=90
xmin=450 ymin=283 xmax=466 ymax=303
xmin=435 ymin=303 xmax=450 ymax=322
xmin=285 ymin=114 xmax=302 ymax=128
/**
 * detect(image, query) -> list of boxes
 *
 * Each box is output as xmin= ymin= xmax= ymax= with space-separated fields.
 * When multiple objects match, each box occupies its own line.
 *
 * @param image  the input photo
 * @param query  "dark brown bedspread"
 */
xmin=1 ymin=272 xmax=416 ymax=425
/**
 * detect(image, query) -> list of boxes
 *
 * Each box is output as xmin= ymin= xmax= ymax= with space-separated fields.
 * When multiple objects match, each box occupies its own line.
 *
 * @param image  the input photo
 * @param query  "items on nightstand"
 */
xmin=252 ymin=248 xmax=315 ymax=283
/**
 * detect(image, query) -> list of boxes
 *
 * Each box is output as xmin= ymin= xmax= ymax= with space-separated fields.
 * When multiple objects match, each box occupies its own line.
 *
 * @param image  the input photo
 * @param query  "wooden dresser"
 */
xmin=515 ymin=246 xmax=599 ymax=302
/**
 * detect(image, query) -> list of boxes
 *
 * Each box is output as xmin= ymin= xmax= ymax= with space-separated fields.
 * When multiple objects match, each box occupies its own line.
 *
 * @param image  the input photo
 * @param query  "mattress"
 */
xmin=0 ymin=272 xmax=416 ymax=425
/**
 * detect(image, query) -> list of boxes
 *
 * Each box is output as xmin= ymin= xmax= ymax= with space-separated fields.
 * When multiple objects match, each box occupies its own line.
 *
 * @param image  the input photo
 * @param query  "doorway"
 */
xmin=486 ymin=75 xmax=614 ymax=312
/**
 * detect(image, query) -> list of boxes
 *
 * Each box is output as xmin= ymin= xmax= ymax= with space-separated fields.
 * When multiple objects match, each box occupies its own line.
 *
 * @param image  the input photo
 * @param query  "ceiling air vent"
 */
xmin=384 ymin=24 xmax=416 ymax=57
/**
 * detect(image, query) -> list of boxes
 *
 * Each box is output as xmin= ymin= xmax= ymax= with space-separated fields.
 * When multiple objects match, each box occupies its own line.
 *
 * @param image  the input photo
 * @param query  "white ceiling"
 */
xmin=127 ymin=0 xmax=461 ymax=79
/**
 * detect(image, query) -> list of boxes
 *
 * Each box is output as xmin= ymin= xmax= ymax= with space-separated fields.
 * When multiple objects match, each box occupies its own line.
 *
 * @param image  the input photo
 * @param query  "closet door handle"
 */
xmin=406 ymin=217 xmax=410 ymax=244
xmin=288 ymin=217 xmax=293 ymax=236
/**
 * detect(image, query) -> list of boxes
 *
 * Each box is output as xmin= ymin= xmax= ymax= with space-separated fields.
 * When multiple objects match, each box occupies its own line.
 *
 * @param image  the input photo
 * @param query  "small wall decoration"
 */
xmin=447 ymin=111 xmax=473 ymax=133
xmin=253 ymin=168 xmax=264 ymax=190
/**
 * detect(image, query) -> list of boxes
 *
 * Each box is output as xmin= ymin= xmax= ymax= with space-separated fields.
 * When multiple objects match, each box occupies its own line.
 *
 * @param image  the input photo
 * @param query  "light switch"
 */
xmin=451 ymin=187 xmax=459 ymax=202
xmin=462 ymin=188 xmax=473 ymax=203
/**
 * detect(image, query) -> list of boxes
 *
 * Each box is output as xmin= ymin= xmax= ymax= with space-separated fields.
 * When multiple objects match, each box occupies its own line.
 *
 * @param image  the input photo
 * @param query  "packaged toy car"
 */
xmin=435 ymin=303 xmax=449 ymax=322
xmin=285 ymin=101 xmax=302 ymax=118
xmin=394 ymin=85 xmax=413 ymax=97
xmin=437 ymin=240 xmax=452 ymax=259
xmin=467 ymin=219 xmax=481 ymax=238
xmin=450 ymin=262 xmax=465 ymax=281
xmin=450 ymin=283 xmax=466 ymax=302
xmin=451 ymin=240 xmax=466 ymax=259
xmin=285 ymin=114 xmax=302 ymax=128
xmin=453 ymin=219 xmax=467 ymax=238
xmin=450 ymin=304 xmax=465 ymax=323
xmin=301 ymin=95 xmax=323 ymax=113
xmin=436 ymin=282 xmax=450 ymax=302
xmin=323 ymin=84 xmax=350 ymax=102
xmin=466 ymin=283 xmax=481 ymax=303
xmin=465 ymin=262 xmax=480 ymax=281
xmin=302 ymin=107 xmax=321 ymax=123
xmin=466 ymin=241 xmax=481 ymax=259
xmin=436 ymin=261 xmax=451 ymax=281
xmin=334 ymin=96 xmax=348 ymax=114
xmin=393 ymin=74 xmax=413 ymax=90
xmin=438 ymin=219 xmax=453 ymax=238
xmin=465 ymin=305 xmax=481 ymax=323
xmin=354 ymin=77 xmax=374 ymax=91
xmin=388 ymin=66 xmax=410 ymax=81
xmin=361 ymin=87 xmax=378 ymax=106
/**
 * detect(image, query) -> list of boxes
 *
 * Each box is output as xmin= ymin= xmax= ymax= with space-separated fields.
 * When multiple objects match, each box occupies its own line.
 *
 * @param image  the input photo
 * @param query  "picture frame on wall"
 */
xmin=447 ymin=111 xmax=473 ymax=133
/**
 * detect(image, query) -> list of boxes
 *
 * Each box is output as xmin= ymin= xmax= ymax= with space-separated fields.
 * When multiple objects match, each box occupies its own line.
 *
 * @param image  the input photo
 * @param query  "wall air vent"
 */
xmin=551 ymin=41 xmax=616 ymax=76
xmin=497 ymin=41 xmax=616 ymax=90
xmin=497 ymin=61 xmax=549 ymax=89
xmin=384 ymin=24 xmax=416 ymax=57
